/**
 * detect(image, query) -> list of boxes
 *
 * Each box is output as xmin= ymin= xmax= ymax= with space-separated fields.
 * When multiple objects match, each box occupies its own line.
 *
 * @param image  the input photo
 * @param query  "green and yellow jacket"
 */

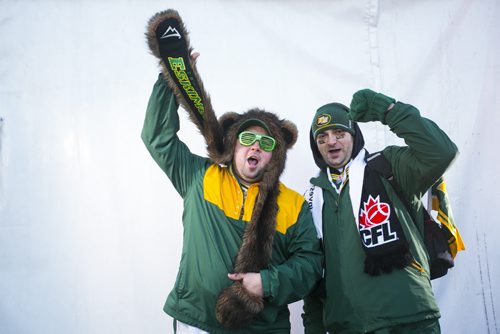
xmin=142 ymin=77 xmax=322 ymax=334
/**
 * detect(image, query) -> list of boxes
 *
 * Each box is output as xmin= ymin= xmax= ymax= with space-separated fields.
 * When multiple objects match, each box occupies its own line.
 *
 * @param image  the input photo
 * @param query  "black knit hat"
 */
xmin=309 ymin=102 xmax=365 ymax=172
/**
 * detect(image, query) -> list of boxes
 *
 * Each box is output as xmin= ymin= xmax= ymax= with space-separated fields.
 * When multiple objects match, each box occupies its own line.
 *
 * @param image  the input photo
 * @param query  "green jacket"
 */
xmin=303 ymin=102 xmax=458 ymax=333
xmin=142 ymin=77 xmax=323 ymax=334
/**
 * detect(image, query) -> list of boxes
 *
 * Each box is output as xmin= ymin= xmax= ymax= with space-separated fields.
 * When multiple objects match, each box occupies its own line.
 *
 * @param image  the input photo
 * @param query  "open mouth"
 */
xmin=247 ymin=156 xmax=259 ymax=167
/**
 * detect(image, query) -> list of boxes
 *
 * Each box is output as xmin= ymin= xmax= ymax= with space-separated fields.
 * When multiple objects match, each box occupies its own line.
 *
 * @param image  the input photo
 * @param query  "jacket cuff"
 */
xmin=372 ymin=93 xmax=396 ymax=124
xmin=260 ymin=269 xmax=273 ymax=300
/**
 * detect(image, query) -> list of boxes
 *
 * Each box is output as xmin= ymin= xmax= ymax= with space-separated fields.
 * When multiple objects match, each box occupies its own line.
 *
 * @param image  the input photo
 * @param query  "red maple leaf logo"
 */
xmin=359 ymin=195 xmax=391 ymax=229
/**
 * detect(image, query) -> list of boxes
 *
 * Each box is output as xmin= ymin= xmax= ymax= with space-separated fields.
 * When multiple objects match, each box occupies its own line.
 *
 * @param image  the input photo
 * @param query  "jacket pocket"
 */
xmin=407 ymin=259 xmax=430 ymax=280
xmin=175 ymin=267 xmax=187 ymax=297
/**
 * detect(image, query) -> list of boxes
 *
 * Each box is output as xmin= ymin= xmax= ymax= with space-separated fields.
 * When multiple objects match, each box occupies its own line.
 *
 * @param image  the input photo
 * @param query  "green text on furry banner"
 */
xmin=168 ymin=57 xmax=205 ymax=116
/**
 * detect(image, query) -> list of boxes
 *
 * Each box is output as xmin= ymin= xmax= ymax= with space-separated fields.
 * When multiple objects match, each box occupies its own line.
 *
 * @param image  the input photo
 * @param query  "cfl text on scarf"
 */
xmin=360 ymin=222 xmax=398 ymax=248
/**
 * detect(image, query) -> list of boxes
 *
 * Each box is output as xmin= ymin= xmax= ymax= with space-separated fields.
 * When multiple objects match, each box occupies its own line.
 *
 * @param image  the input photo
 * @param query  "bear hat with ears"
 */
xmin=215 ymin=108 xmax=297 ymax=165
xmin=214 ymin=108 xmax=298 ymax=329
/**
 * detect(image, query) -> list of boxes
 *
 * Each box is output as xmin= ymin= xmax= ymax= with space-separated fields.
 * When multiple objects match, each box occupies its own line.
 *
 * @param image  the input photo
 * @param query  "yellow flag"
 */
xmin=431 ymin=177 xmax=465 ymax=258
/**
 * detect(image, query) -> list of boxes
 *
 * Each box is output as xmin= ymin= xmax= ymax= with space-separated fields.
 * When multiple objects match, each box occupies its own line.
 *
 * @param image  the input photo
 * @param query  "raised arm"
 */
xmin=349 ymin=89 xmax=458 ymax=198
xmin=141 ymin=75 xmax=208 ymax=197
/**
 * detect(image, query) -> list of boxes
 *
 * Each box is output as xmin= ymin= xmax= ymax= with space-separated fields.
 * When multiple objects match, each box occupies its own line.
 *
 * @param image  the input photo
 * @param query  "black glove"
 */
xmin=146 ymin=9 xmax=225 ymax=161
xmin=146 ymin=10 xmax=205 ymax=120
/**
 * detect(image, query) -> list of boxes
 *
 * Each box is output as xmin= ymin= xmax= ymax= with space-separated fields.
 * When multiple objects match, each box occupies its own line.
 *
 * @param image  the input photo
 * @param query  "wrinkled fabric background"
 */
xmin=1 ymin=0 xmax=498 ymax=333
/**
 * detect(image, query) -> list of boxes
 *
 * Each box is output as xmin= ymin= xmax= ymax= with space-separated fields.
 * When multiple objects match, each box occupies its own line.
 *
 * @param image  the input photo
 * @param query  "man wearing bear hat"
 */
xmin=142 ymin=9 xmax=322 ymax=334
xmin=302 ymin=90 xmax=458 ymax=333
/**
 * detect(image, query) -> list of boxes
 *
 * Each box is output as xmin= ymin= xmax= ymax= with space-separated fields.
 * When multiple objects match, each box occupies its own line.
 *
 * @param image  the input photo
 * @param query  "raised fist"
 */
xmin=349 ymin=89 xmax=395 ymax=124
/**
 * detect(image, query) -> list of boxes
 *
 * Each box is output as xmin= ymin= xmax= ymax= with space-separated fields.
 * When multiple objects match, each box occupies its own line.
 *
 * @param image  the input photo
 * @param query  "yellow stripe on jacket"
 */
xmin=203 ymin=164 xmax=304 ymax=234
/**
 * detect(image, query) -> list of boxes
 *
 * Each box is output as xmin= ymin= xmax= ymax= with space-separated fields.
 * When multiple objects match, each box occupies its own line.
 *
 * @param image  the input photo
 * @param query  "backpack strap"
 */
xmin=365 ymin=151 xmax=412 ymax=213
xmin=365 ymin=151 xmax=400 ymax=191
xmin=365 ymin=151 xmax=455 ymax=279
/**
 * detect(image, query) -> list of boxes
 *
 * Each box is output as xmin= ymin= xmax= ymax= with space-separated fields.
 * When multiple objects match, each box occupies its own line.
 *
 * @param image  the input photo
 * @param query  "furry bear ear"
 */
xmin=219 ymin=112 xmax=240 ymax=134
xmin=280 ymin=120 xmax=298 ymax=149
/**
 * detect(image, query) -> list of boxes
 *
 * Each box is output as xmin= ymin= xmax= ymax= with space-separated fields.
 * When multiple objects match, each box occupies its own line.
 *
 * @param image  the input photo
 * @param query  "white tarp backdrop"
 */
xmin=1 ymin=0 xmax=499 ymax=333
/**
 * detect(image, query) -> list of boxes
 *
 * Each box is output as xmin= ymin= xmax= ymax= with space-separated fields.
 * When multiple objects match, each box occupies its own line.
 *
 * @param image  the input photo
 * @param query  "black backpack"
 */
xmin=365 ymin=152 xmax=454 ymax=280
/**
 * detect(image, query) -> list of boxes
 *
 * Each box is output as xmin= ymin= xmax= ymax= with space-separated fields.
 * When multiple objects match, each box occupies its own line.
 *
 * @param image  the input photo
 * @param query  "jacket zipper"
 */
xmin=239 ymin=187 xmax=247 ymax=220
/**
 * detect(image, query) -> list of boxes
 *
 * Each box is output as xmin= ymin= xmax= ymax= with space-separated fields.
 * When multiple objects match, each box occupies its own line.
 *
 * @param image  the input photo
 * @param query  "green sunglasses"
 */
xmin=238 ymin=131 xmax=276 ymax=152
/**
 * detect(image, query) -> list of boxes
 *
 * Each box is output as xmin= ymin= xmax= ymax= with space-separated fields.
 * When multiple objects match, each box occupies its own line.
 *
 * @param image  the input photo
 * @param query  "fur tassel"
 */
xmin=145 ymin=9 xmax=225 ymax=162
xmin=215 ymin=282 xmax=264 ymax=328
xmin=215 ymin=109 xmax=297 ymax=327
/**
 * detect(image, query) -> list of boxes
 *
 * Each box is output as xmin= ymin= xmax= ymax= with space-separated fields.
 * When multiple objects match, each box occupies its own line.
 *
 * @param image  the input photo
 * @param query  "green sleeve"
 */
xmin=260 ymin=203 xmax=323 ymax=306
xmin=141 ymin=75 xmax=209 ymax=197
xmin=302 ymin=293 xmax=326 ymax=334
xmin=383 ymin=102 xmax=458 ymax=199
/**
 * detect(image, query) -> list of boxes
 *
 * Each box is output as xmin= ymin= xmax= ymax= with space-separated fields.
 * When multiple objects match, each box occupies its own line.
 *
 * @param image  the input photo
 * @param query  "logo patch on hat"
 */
xmin=316 ymin=114 xmax=331 ymax=126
